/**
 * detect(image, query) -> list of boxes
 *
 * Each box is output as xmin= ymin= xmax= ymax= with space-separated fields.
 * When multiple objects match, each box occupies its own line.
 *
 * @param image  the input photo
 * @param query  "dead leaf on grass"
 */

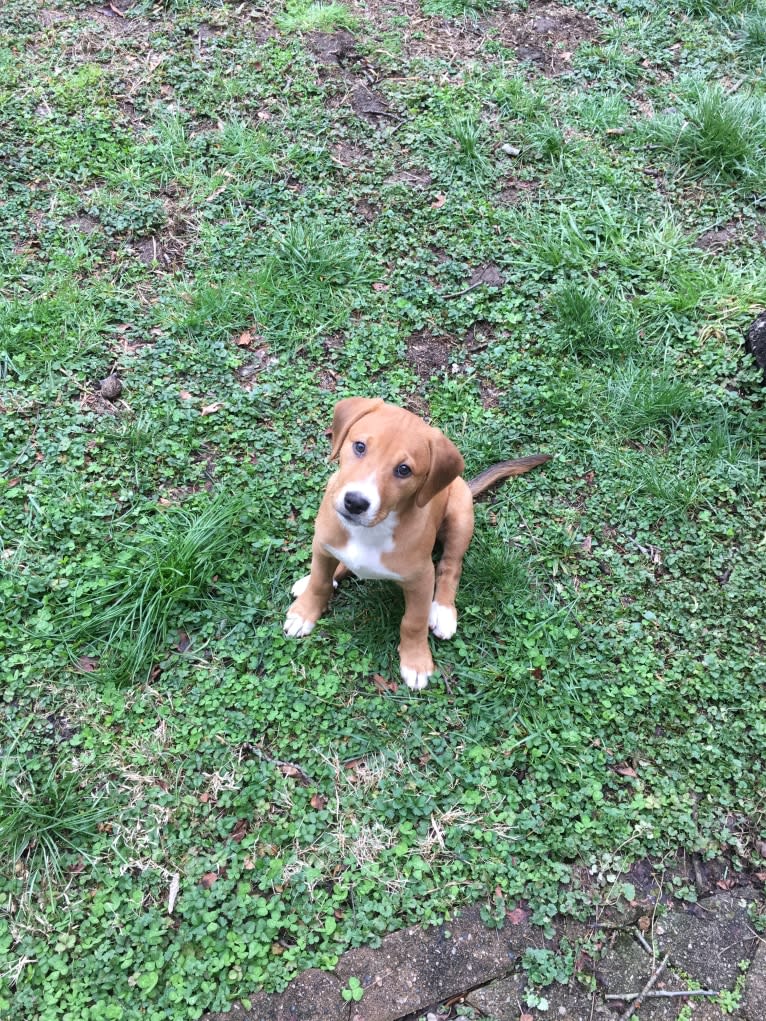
xmin=76 ymin=655 xmax=99 ymax=673
xmin=229 ymin=819 xmax=248 ymax=842
xmin=201 ymin=401 xmax=224 ymax=416
xmin=614 ymin=764 xmax=638 ymax=778
xmin=430 ymin=193 xmax=447 ymax=208
xmin=310 ymin=792 xmax=328 ymax=811
xmin=371 ymin=673 xmax=398 ymax=694
xmin=200 ymin=872 xmax=218 ymax=889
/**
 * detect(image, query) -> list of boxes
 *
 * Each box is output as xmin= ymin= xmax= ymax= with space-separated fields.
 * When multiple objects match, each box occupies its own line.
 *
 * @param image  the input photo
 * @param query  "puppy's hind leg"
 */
xmin=430 ymin=483 xmax=475 ymax=641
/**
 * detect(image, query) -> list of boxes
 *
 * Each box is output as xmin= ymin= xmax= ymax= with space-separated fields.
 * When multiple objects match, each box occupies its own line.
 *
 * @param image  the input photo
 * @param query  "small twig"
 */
xmin=440 ymin=280 xmax=485 ymax=301
xmin=607 ymin=989 xmax=719 ymax=1001
xmin=619 ymin=953 xmax=669 ymax=1020
xmin=634 ymin=928 xmax=653 ymax=955
xmin=241 ymin=742 xmax=313 ymax=785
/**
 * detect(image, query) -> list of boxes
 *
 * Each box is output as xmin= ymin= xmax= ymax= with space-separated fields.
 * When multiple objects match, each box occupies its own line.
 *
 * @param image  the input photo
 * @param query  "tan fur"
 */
xmin=284 ymin=398 xmax=550 ymax=690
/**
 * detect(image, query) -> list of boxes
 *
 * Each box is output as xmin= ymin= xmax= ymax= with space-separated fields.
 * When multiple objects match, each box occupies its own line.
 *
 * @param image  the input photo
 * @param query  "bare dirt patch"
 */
xmin=489 ymin=2 xmax=600 ymax=75
xmin=497 ymin=176 xmax=540 ymax=205
xmin=306 ymin=29 xmax=358 ymax=65
xmin=406 ymin=329 xmax=458 ymax=379
xmin=696 ymin=220 xmax=740 ymax=252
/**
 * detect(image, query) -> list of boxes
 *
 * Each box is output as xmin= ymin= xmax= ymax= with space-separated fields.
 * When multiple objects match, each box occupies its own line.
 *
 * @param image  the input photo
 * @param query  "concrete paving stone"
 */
xmin=463 ymin=972 xmax=526 ymax=1020
xmin=655 ymin=889 xmax=760 ymax=990
xmin=742 ymin=940 xmax=766 ymax=1021
xmin=596 ymin=931 xmax=686 ymax=1020
xmin=202 ymin=968 xmax=347 ymax=1021
xmin=336 ymin=904 xmax=530 ymax=1020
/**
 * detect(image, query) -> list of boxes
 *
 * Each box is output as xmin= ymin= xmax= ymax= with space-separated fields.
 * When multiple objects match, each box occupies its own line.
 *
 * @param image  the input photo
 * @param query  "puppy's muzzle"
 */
xmin=343 ymin=491 xmax=371 ymax=518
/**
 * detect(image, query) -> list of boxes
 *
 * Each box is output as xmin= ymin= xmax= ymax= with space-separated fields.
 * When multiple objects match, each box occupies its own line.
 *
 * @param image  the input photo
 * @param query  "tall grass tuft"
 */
xmin=598 ymin=361 xmax=700 ymax=440
xmin=548 ymin=280 xmax=638 ymax=360
xmin=644 ymin=82 xmax=766 ymax=183
xmin=276 ymin=1 xmax=358 ymax=33
xmin=0 ymin=752 xmax=112 ymax=895
xmin=59 ymin=497 xmax=242 ymax=684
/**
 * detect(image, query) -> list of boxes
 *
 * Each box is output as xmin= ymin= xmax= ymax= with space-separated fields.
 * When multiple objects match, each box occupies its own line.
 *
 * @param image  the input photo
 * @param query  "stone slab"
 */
xmin=743 ymin=940 xmax=766 ymax=1021
xmin=203 ymin=903 xmax=531 ymax=1021
xmin=336 ymin=904 xmax=529 ymax=1020
xmin=655 ymin=889 xmax=760 ymax=990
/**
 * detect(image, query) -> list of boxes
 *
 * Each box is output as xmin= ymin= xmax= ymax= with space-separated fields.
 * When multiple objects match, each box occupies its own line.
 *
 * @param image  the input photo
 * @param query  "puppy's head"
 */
xmin=329 ymin=398 xmax=464 ymax=527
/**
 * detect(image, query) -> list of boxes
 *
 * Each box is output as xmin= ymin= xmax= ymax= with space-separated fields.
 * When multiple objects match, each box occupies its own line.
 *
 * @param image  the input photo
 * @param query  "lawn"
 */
xmin=1 ymin=0 xmax=765 ymax=1017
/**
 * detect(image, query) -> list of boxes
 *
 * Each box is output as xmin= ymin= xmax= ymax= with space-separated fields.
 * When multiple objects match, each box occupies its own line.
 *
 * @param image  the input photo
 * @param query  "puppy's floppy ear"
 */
xmin=329 ymin=397 xmax=384 ymax=460
xmin=416 ymin=428 xmax=465 ymax=507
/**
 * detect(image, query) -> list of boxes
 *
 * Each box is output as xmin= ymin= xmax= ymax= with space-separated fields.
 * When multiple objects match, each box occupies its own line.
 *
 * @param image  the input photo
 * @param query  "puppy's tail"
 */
xmin=468 ymin=455 xmax=551 ymax=499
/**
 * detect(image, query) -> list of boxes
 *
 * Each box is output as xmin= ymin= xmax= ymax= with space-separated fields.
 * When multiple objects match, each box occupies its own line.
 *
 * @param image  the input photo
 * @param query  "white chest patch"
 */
xmin=325 ymin=514 xmax=402 ymax=581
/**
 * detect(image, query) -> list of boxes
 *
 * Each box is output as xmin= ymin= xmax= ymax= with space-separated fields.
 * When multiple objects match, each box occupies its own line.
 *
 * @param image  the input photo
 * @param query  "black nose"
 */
xmin=344 ymin=492 xmax=370 ymax=516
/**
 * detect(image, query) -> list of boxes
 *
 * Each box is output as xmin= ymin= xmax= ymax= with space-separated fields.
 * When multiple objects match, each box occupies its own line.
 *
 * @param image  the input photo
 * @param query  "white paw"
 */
xmin=290 ymin=574 xmax=338 ymax=598
xmin=400 ymin=664 xmax=432 ymax=691
xmin=290 ymin=574 xmax=311 ymax=598
xmin=429 ymin=602 xmax=457 ymax=640
xmin=283 ymin=613 xmax=316 ymax=638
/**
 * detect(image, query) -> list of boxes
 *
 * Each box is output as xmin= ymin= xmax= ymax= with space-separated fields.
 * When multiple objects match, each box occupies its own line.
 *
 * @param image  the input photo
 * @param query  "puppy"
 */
xmin=284 ymin=398 xmax=550 ymax=690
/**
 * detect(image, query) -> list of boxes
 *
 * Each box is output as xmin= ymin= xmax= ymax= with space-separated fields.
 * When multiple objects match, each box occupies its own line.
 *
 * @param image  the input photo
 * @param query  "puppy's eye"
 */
xmin=394 ymin=464 xmax=412 ymax=478
xmin=352 ymin=441 xmax=366 ymax=456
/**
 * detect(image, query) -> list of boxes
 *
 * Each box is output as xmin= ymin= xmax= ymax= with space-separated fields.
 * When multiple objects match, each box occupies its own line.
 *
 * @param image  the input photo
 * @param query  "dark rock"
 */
xmin=745 ymin=309 xmax=766 ymax=375
xmin=99 ymin=374 xmax=123 ymax=400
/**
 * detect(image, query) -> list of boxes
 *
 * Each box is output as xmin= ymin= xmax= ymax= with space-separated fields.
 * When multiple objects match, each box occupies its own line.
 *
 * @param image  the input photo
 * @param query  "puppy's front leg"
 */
xmin=284 ymin=547 xmax=338 ymax=638
xmin=398 ymin=567 xmax=436 ymax=691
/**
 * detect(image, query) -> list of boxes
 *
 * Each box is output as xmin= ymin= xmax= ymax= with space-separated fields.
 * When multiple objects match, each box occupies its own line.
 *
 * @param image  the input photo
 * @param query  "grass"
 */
xmin=275 ymin=0 xmax=358 ymax=33
xmin=57 ymin=498 xmax=243 ymax=684
xmin=0 ymin=754 xmax=112 ymax=899
xmin=644 ymin=81 xmax=766 ymax=183
xmin=1 ymin=0 xmax=765 ymax=1018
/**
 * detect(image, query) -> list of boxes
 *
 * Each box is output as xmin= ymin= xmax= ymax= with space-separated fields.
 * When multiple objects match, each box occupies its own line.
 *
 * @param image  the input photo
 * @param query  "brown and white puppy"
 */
xmin=284 ymin=398 xmax=550 ymax=690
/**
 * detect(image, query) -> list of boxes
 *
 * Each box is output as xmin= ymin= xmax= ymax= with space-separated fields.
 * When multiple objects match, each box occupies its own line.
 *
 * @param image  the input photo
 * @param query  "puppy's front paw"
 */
xmin=283 ymin=612 xmax=317 ymax=638
xmin=402 ymin=661 xmax=433 ymax=694
xmin=291 ymin=574 xmax=337 ymax=598
xmin=428 ymin=602 xmax=457 ymax=640
xmin=290 ymin=574 xmax=311 ymax=598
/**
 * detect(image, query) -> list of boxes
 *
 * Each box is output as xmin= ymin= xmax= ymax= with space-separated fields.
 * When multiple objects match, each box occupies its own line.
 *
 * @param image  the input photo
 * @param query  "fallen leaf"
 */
xmin=201 ymin=401 xmax=224 ymax=415
xmin=230 ymin=819 xmax=248 ymax=842
xmin=76 ymin=655 xmax=99 ymax=673
xmin=236 ymin=330 xmax=253 ymax=347
xmin=271 ymin=942 xmax=284 ymax=955
xmin=371 ymin=673 xmax=398 ymax=694
xmin=581 ymin=535 xmax=593 ymax=553
xmin=430 ymin=192 xmax=447 ymax=208
xmin=200 ymin=872 xmax=218 ymax=889
xmin=310 ymin=792 xmax=327 ymax=811
xmin=180 ymin=390 xmax=193 ymax=400
xmin=521 ymin=1014 xmax=534 ymax=1021
xmin=615 ymin=764 xmax=638 ymax=778
xmin=176 ymin=631 xmax=191 ymax=653
xmin=507 ymin=906 xmax=530 ymax=925
xmin=637 ymin=915 xmax=651 ymax=931
xmin=199 ymin=792 xmax=210 ymax=804
xmin=716 ymin=877 xmax=736 ymax=890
